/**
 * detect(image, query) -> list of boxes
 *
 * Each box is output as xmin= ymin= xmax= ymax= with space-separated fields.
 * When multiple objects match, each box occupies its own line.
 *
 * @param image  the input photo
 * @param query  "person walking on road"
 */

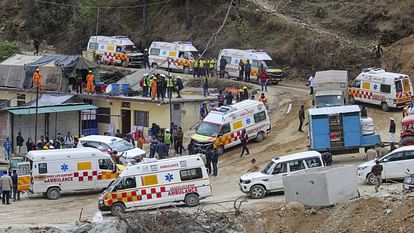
xmin=11 ymin=170 xmax=19 ymax=201
xmin=202 ymin=75 xmax=210 ymax=97
xmin=156 ymin=140 xmax=169 ymax=159
xmin=3 ymin=137 xmax=11 ymax=161
xmin=240 ymin=129 xmax=250 ymax=157
xmin=244 ymin=60 xmax=251 ymax=82
xmin=308 ymin=74 xmax=315 ymax=95
xmin=298 ymin=105 xmax=305 ymax=132
xmin=259 ymin=71 xmax=269 ymax=92
xmin=175 ymin=127 xmax=184 ymax=155
xmin=371 ymin=160 xmax=383 ymax=192
xmin=0 ymin=172 xmax=13 ymax=205
xmin=389 ymin=118 xmax=396 ymax=144
xmin=211 ymin=146 xmax=219 ymax=176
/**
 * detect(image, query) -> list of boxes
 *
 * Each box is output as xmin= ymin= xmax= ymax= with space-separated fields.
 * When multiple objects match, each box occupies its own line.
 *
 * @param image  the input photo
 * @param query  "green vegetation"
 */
xmin=314 ymin=6 xmax=328 ymax=18
xmin=0 ymin=41 xmax=20 ymax=61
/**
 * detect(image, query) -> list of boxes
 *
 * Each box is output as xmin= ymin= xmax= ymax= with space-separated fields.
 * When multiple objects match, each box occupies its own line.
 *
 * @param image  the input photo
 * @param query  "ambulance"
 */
xmin=148 ymin=41 xmax=197 ymax=73
xmin=348 ymin=68 xmax=413 ymax=111
xmin=190 ymin=100 xmax=271 ymax=155
xmin=16 ymin=148 xmax=121 ymax=200
xmin=217 ymin=49 xmax=283 ymax=84
xmin=98 ymin=154 xmax=211 ymax=215
xmin=87 ymin=36 xmax=144 ymax=67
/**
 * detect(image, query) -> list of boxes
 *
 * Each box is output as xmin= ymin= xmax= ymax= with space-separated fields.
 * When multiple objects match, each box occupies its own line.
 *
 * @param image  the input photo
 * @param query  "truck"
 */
xmin=313 ymin=70 xmax=348 ymax=108
xmin=308 ymin=105 xmax=381 ymax=154
xmin=87 ymin=36 xmax=144 ymax=67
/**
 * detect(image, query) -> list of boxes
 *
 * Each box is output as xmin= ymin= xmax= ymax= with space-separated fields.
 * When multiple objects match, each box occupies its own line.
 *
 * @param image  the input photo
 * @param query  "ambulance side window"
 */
xmin=99 ymin=159 xmax=114 ymax=170
xmin=254 ymin=111 xmax=267 ymax=123
xmin=89 ymin=42 xmax=98 ymax=50
xmin=38 ymin=163 xmax=47 ymax=174
xmin=251 ymin=60 xmax=260 ymax=68
xmin=180 ymin=168 xmax=203 ymax=181
xmin=222 ymin=56 xmax=231 ymax=64
xmin=380 ymin=84 xmax=391 ymax=93
xmin=115 ymin=177 xmax=136 ymax=190
xmin=150 ymin=48 xmax=160 ymax=56
xmin=219 ymin=123 xmax=231 ymax=135
xmin=395 ymin=80 xmax=403 ymax=93
xmin=351 ymin=80 xmax=361 ymax=88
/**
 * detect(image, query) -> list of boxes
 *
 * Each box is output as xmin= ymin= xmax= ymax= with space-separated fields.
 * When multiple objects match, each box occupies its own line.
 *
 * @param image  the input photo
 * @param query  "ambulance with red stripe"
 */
xmin=348 ymin=68 xmax=413 ymax=111
xmin=148 ymin=41 xmax=197 ymax=73
xmin=16 ymin=148 xmax=121 ymax=200
xmin=190 ymin=100 xmax=271 ymax=155
xmin=98 ymin=154 xmax=211 ymax=215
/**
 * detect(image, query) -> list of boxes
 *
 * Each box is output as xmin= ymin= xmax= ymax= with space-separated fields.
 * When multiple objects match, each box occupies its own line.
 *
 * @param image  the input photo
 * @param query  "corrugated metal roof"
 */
xmin=6 ymin=104 xmax=97 ymax=115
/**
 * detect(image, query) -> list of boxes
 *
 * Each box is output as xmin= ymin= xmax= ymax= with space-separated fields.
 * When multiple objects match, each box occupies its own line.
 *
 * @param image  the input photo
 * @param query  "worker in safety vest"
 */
xmin=192 ymin=59 xmax=198 ymax=78
xmin=164 ymin=129 xmax=172 ymax=153
xmin=32 ymin=68 xmax=41 ymax=88
xmin=166 ymin=75 xmax=174 ymax=99
xmin=209 ymin=57 xmax=216 ymax=78
xmin=86 ymin=70 xmax=95 ymax=94
xmin=198 ymin=58 xmax=206 ymax=77
xmin=142 ymin=74 xmax=149 ymax=97
xmin=150 ymin=76 xmax=157 ymax=101
xmin=258 ymin=93 xmax=268 ymax=110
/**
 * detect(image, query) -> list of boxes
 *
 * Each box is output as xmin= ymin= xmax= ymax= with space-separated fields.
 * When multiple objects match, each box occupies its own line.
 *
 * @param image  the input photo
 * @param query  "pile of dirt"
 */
xmin=381 ymin=34 xmax=414 ymax=78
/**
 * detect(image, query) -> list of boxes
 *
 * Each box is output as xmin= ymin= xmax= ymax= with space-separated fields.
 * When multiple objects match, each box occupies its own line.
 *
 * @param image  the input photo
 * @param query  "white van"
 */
xmin=78 ymin=135 xmax=146 ymax=166
xmin=16 ymin=148 xmax=120 ymax=199
xmin=148 ymin=41 xmax=197 ymax=73
xmin=358 ymin=145 xmax=414 ymax=184
xmin=87 ymin=36 xmax=143 ymax=67
xmin=239 ymin=151 xmax=324 ymax=199
xmin=190 ymin=100 xmax=271 ymax=155
xmin=217 ymin=49 xmax=283 ymax=84
xmin=98 ymin=154 xmax=211 ymax=215
xmin=348 ymin=68 xmax=413 ymax=111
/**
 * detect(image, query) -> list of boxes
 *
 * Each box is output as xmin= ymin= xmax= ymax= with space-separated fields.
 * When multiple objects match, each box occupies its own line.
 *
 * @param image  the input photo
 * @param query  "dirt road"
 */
xmin=0 ymin=80 xmax=404 ymax=226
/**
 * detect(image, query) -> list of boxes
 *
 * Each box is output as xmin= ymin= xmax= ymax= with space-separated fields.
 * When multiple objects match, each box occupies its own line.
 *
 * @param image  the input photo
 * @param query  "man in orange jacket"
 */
xmin=86 ymin=70 xmax=95 ymax=94
xmin=32 ymin=68 xmax=41 ymax=87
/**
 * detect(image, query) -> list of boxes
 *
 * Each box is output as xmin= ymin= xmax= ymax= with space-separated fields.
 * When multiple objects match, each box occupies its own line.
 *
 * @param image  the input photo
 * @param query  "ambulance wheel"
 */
xmin=111 ymin=202 xmax=126 ymax=216
xmin=183 ymin=66 xmax=191 ymax=74
xmin=255 ymin=132 xmax=265 ymax=142
xmin=184 ymin=193 xmax=200 ymax=207
xmin=348 ymin=96 xmax=355 ymax=104
xmin=121 ymin=60 xmax=129 ymax=67
xmin=250 ymin=185 xmax=266 ymax=199
xmin=381 ymin=102 xmax=389 ymax=112
xmin=217 ymin=146 xmax=225 ymax=155
xmin=46 ymin=187 xmax=61 ymax=200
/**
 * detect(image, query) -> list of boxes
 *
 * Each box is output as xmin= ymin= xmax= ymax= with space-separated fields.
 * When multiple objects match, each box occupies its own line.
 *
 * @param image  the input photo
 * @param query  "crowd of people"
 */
xmin=140 ymin=73 xmax=184 ymax=100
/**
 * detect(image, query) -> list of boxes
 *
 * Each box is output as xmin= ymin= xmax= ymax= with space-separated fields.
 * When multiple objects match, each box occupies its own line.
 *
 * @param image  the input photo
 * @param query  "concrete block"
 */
xmin=282 ymin=165 xmax=358 ymax=207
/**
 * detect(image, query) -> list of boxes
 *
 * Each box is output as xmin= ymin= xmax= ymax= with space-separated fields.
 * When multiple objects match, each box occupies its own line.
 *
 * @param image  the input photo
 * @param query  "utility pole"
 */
xmin=168 ymin=58 xmax=173 ymax=126
xmin=34 ymin=85 xmax=39 ymax=144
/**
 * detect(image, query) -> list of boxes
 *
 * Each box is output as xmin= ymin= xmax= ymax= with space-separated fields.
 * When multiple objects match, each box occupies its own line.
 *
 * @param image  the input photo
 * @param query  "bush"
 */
xmin=314 ymin=6 xmax=328 ymax=18
xmin=0 ymin=41 xmax=20 ymax=61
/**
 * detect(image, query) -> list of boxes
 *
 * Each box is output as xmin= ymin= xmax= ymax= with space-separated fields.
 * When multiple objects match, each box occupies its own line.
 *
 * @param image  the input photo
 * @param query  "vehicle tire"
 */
xmin=381 ymin=102 xmax=389 ymax=112
xmin=121 ymin=60 xmax=129 ymax=67
xmin=400 ymin=136 xmax=414 ymax=147
xmin=183 ymin=66 xmax=191 ymax=74
xmin=184 ymin=193 xmax=200 ymax=207
xmin=250 ymin=185 xmax=266 ymax=199
xmin=151 ymin=62 xmax=158 ymax=68
xmin=366 ymin=173 xmax=376 ymax=185
xmin=255 ymin=132 xmax=265 ymax=142
xmin=111 ymin=202 xmax=126 ymax=216
xmin=224 ymin=72 xmax=230 ymax=79
xmin=216 ymin=145 xmax=225 ymax=155
xmin=348 ymin=96 xmax=355 ymax=104
xmin=46 ymin=187 xmax=61 ymax=200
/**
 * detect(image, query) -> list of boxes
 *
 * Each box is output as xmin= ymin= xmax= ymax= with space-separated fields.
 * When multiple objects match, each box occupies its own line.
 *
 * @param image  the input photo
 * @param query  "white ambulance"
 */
xmin=190 ymin=100 xmax=271 ymax=155
xmin=348 ymin=68 xmax=413 ymax=111
xmin=87 ymin=36 xmax=143 ymax=67
xmin=217 ymin=49 xmax=283 ymax=84
xmin=16 ymin=148 xmax=121 ymax=199
xmin=98 ymin=154 xmax=211 ymax=215
xmin=148 ymin=41 xmax=198 ymax=73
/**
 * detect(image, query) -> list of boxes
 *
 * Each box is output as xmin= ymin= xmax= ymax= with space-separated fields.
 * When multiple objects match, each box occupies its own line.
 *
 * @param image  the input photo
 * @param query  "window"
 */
xmin=17 ymin=94 xmax=25 ymax=100
xmin=150 ymin=48 xmax=160 ymax=55
xmin=351 ymin=80 xmax=361 ymax=88
xmin=38 ymin=163 xmax=47 ymax=174
xmin=134 ymin=110 xmax=149 ymax=127
xmin=121 ymin=102 xmax=131 ymax=108
xmin=383 ymin=152 xmax=404 ymax=162
xmin=97 ymin=108 xmax=110 ymax=124
xmin=380 ymin=84 xmax=391 ymax=93
xmin=173 ymin=104 xmax=180 ymax=110
xmin=116 ymin=177 xmax=136 ymax=190
xmin=251 ymin=60 xmax=260 ymax=68
xmin=88 ymin=42 xmax=98 ymax=50
xmin=405 ymin=151 xmax=414 ymax=159
xmin=17 ymin=100 xmax=25 ymax=106
xmin=395 ymin=80 xmax=403 ymax=93
xmin=222 ymin=56 xmax=231 ymax=64
xmin=254 ymin=111 xmax=267 ymax=123
xmin=219 ymin=123 xmax=231 ymax=135
xmin=99 ymin=159 xmax=114 ymax=170
xmin=272 ymin=162 xmax=287 ymax=174
xmin=180 ymin=168 xmax=203 ymax=181
xmin=305 ymin=157 xmax=322 ymax=168
xmin=403 ymin=79 xmax=410 ymax=93
xmin=288 ymin=160 xmax=305 ymax=172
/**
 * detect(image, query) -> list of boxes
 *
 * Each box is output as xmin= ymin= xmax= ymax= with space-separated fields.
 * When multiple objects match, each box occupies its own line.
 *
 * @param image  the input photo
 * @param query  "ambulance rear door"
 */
xmin=17 ymin=162 xmax=31 ymax=192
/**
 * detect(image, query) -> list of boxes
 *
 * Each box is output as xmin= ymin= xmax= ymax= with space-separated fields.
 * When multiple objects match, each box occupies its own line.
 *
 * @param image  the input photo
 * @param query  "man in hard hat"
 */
xmin=86 ymin=70 xmax=95 ymax=94
xmin=151 ymin=76 xmax=157 ymax=101
xmin=143 ymin=48 xmax=150 ymax=69
xmin=241 ymin=86 xmax=249 ymax=101
xmin=32 ymin=68 xmax=41 ymax=87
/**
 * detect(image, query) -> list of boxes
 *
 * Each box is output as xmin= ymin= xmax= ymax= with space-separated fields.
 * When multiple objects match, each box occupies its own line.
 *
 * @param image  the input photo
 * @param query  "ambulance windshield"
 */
xmin=196 ymin=122 xmax=221 ymax=137
xmin=124 ymin=45 xmax=139 ymax=53
xmin=109 ymin=139 xmax=134 ymax=152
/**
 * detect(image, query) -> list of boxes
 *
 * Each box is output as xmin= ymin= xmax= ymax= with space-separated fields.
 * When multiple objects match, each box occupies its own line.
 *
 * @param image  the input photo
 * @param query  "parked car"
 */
xmin=239 ymin=151 xmax=324 ymax=199
xmin=358 ymin=145 xmax=414 ymax=184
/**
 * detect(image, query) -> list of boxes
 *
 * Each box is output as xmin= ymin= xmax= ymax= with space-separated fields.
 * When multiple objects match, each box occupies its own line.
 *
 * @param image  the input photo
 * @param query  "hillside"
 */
xmin=1 ymin=0 xmax=414 ymax=79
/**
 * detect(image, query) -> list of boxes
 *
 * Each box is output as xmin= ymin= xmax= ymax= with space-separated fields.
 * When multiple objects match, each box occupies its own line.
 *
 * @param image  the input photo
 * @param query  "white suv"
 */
xmin=358 ymin=146 xmax=414 ymax=184
xmin=239 ymin=151 xmax=324 ymax=199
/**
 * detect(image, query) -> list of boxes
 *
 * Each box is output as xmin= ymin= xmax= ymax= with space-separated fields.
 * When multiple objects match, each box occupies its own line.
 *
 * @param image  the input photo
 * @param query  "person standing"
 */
xmin=136 ymin=131 xmax=145 ymax=149
xmin=151 ymin=76 xmax=157 ymax=101
xmin=33 ymin=39 xmax=40 ymax=56
xmin=217 ymin=90 xmax=225 ymax=107
xmin=209 ymin=57 xmax=216 ymax=78
xmin=308 ymin=74 xmax=315 ymax=95
xmin=142 ymin=74 xmax=150 ymax=97
xmin=219 ymin=57 xmax=227 ymax=79
xmin=55 ymin=133 xmax=64 ymax=149
xmin=0 ymin=172 xmax=13 ymax=205
xmin=366 ymin=147 xmax=378 ymax=161
xmin=192 ymin=59 xmax=198 ymax=78
xmin=389 ymin=118 xmax=396 ymax=144
xmin=211 ymin=146 xmax=219 ymax=176
xmin=202 ymin=75 xmax=210 ymax=97
xmin=32 ymin=68 xmax=41 ymax=88
xmin=205 ymin=146 xmax=213 ymax=175
xmin=16 ymin=132 xmax=24 ymax=156
xmin=164 ymin=129 xmax=172 ymax=152
xmin=361 ymin=105 xmax=368 ymax=117
xmin=143 ymin=48 xmax=150 ymax=69
xmin=259 ymin=71 xmax=269 ymax=92
xmin=258 ymin=93 xmax=268 ymax=109
xmin=240 ymin=129 xmax=250 ymax=157
xmin=244 ymin=60 xmax=251 ymax=82
xmin=26 ymin=137 xmax=34 ymax=152
xmin=166 ymin=75 xmax=174 ymax=99
xmin=298 ymin=105 xmax=305 ymax=132
xmin=3 ymin=137 xmax=11 ymax=161
xmin=241 ymin=87 xmax=249 ymax=101
xmin=175 ymin=127 xmax=184 ymax=155
xmin=371 ymin=160 xmax=383 ymax=192
xmin=238 ymin=60 xmax=245 ymax=81
xmin=156 ymin=140 xmax=168 ymax=159
xmin=200 ymin=103 xmax=208 ymax=120
xmin=156 ymin=75 xmax=164 ymax=101
xmin=115 ymin=129 xmax=123 ymax=138
xmin=225 ymin=92 xmax=234 ymax=105
xmin=175 ymin=77 xmax=184 ymax=98
xmin=86 ymin=70 xmax=95 ymax=94
xmin=149 ymin=136 xmax=158 ymax=158
xmin=64 ymin=132 xmax=74 ymax=148
xmin=322 ymin=150 xmax=333 ymax=166
xmin=198 ymin=58 xmax=206 ymax=77
xmin=11 ymin=170 xmax=19 ymax=202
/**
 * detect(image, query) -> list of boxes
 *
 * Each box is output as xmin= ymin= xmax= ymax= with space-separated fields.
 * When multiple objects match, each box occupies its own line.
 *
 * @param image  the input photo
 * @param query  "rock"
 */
xmin=72 ymin=223 xmax=93 ymax=233
xmin=385 ymin=209 xmax=392 ymax=215
xmin=286 ymin=201 xmax=305 ymax=213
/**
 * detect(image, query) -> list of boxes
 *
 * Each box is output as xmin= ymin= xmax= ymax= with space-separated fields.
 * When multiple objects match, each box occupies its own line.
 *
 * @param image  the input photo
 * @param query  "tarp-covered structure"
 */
xmin=0 ymin=54 xmax=98 ymax=91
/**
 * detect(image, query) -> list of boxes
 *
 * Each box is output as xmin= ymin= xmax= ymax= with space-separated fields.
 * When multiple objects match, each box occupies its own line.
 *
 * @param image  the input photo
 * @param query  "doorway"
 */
xmin=121 ymin=109 xmax=131 ymax=136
